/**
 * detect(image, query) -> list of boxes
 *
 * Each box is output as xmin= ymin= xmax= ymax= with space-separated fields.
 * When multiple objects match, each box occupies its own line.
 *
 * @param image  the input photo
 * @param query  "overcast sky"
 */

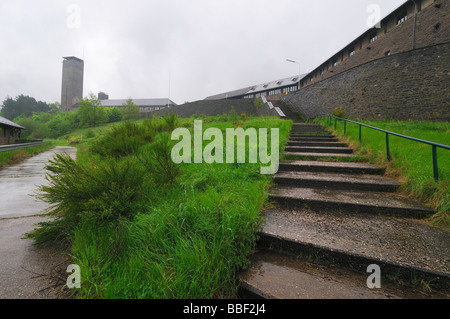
xmin=0 ymin=0 xmax=407 ymax=105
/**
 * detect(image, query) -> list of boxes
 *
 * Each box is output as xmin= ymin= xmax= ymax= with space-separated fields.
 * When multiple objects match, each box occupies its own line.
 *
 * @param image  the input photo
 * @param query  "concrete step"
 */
xmin=291 ymin=124 xmax=324 ymax=128
xmin=287 ymin=141 xmax=348 ymax=147
xmin=268 ymin=186 xmax=435 ymax=218
xmin=289 ymin=136 xmax=338 ymax=142
xmin=284 ymin=152 xmax=358 ymax=160
xmin=291 ymin=128 xmax=329 ymax=132
xmin=248 ymin=208 xmax=450 ymax=295
xmin=290 ymin=132 xmax=332 ymax=136
xmin=284 ymin=146 xmax=354 ymax=154
xmin=279 ymin=161 xmax=385 ymax=175
xmin=239 ymin=250 xmax=450 ymax=299
xmin=273 ymin=171 xmax=400 ymax=192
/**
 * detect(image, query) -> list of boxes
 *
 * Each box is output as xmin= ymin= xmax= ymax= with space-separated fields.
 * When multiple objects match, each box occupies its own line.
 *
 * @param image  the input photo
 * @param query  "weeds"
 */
xmin=0 ymin=143 xmax=54 ymax=169
xmin=27 ymin=115 xmax=291 ymax=298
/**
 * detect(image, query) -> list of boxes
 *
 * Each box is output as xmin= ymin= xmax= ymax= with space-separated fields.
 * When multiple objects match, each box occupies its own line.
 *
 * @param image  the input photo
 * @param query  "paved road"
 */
xmin=0 ymin=146 xmax=76 ymax=299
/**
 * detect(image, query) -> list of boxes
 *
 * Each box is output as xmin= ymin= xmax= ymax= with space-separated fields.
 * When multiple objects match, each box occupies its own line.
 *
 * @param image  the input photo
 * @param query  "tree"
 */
xmin=1 ymin=95 xmax=50 ymax=120
xmin=49 ymin=102 xmax=61 ymax=113
xmin=122 ymin=98 xmax=141 ymax=121
xmin=77 ymin=93 xmax=107 ymax=128
xmin=107 ymin=107 xmax=123 ymax=123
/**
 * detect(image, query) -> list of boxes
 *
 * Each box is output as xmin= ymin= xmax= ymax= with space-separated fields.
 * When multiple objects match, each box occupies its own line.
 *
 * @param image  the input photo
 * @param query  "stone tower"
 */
xmin=61 ymin=56 xmax=84 ymax=112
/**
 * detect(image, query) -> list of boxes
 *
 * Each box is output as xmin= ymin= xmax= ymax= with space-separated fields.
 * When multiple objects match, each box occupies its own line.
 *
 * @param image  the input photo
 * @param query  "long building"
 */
xmin=282 ymin=0 xmax=449 ymax=121
xmin=298 ymin=0 xmax=446 ymax=89
xmin=98 ymin=94 xmax=177 ymax=115
xmin=204 ymin=0 xmax=449 ymax=121
xmin=205 ymin=75 xmax=305 ymax=101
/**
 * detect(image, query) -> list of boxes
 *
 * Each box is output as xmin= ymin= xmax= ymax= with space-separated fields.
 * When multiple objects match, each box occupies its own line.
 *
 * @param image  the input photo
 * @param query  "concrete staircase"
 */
xmin=238 ymin=123 xmax=450 ymax=299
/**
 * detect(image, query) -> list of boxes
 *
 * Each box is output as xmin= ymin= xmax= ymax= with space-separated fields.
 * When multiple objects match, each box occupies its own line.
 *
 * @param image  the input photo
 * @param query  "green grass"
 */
xmin=0 ymin=143 xmax=54 ymax=169
xmin=316 ymin=118 xmax=449 ymax=229
xmin=28 ymin=114 xmax=292 ymax=299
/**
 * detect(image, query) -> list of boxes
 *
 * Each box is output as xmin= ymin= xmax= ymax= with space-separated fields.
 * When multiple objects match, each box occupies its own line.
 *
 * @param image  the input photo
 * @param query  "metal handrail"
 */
xmin=327 ymin=116 xmax=449 ymax=181
xmin=0 ymin=141 xmax=50 ymax=153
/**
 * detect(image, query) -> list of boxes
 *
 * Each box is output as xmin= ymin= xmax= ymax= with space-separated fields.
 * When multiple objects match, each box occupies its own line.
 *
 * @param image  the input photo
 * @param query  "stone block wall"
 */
xmin=281 ymin=42 xmax=450 ymax=122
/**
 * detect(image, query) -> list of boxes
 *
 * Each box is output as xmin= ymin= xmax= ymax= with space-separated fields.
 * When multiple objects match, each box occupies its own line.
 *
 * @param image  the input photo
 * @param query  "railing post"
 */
xmin=344 ymin=121 xmax=347 ymax=135
xmin=334 ymin=118 xmax=337 ymax=130
xmin=386 ymin=133 xmax=391 ymax=162
xmin=432 ymin=145 xmax=439 ymax=181
xmin=359 ymin=124 xmax=362 ymax=144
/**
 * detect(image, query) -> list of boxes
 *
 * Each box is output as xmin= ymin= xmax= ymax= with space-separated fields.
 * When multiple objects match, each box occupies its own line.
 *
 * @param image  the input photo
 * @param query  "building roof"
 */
xmin=205 ymin=74 xmax=308 ymax=100
xmin=100 ymin=98 xmax=177 ymax=107
xmin=63 ymin=56 xmax=84 ymax=63
xmin=205 ymin=86 xmax=255 ymax=100
xmin=0 ymin=116 xmax=25 ymax=129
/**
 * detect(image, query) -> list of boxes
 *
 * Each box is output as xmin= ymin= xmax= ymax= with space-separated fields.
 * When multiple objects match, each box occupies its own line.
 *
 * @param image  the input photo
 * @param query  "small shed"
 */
xmin=0 ymin=116 xmax=25 ymax=145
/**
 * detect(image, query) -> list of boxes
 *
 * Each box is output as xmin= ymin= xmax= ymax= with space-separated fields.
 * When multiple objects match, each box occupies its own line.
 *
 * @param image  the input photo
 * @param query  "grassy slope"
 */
xmin=316 ymin=118 xmax=449 ymax=229
xmin=44 ymin=116 xmax=292 ymax=298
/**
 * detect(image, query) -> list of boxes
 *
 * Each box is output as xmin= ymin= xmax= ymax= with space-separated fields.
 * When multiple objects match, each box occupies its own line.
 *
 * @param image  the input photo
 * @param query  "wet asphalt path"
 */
xmin=0 ymin=146 xmax=76 ymax=299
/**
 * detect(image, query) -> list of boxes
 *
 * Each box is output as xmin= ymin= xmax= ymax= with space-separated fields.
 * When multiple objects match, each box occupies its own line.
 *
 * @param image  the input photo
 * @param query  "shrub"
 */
xmin=333 ymin=107 xmax=346 ymax=118
xmin=229 ymin=106 xmax=239 ymax=124
xmin=253 ymin=98 xmax=264 ymax=109
xmin=108 ymin=107 xmax=123 ymax=123
xmin=137 ymin=133 xmax=180 ymax=185
xmin=27 ymin=154 xmax=146 ymax=245
xmin=162 ymin=113 xmax=179 ymax=132
xmin=85 ymin=130 xmax=95 ymax=138
xmin=91 ymin=121 xmax=155 ymax=158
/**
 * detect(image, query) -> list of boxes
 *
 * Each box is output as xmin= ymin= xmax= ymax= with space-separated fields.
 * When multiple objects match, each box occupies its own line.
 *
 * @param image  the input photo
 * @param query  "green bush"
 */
xmin=162 ymin=113 xmax=179 ymax=132
xmin=85 ymin=130 xmax=95 ymax=139
xmin=107 ymin=107 xmax=123 ymax=123
xmin=137 ymin=133 xmax=180 ymax=185
xmin=332 ymin=107 xmax=346 ymax=118
xmin=229 ymin=106 xmax=239 ymax=124
xmin=27 ymin=154 xmax=146 ymax=245
xmin=91 ymin=121 xmax=155 ymax=158
xmin=253 ymin=98 xmax=264 ymax=109
xmin=46 ymin=114 xmax=73 ymax=138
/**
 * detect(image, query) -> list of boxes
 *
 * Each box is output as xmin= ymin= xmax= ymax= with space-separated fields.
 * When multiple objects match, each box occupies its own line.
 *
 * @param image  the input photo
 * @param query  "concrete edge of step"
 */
xmin=257 ymin=233 xmax=450 ymax=293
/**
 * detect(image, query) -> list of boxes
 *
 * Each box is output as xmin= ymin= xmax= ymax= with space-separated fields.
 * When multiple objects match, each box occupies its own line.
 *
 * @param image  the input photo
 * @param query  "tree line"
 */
xmin=0 ymin=94 xmax=141 ymax=139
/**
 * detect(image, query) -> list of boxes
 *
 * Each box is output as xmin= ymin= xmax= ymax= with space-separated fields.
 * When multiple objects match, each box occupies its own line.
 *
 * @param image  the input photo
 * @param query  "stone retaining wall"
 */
xmin=281 ymin=42 xmax=450 ymax=122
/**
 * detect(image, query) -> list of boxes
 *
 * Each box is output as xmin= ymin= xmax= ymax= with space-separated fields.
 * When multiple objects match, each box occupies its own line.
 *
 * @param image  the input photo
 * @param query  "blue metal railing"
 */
xmin=327 ymin=116 xmax=450 ymax=181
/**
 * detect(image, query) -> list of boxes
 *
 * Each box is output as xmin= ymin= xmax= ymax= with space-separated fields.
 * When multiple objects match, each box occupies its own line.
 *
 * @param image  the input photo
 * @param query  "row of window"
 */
xmin=243 ymin=85 xmax=298 ymax=99
xmin=139 ymin=106 xmax=165 ymax=111
xmin=268 ymin=89 xmax=281 ymax=96
xmin=301 ymin=9 xmax=411 ymax=87
xmin=283 ymin=86 xmax=298 ymax=94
